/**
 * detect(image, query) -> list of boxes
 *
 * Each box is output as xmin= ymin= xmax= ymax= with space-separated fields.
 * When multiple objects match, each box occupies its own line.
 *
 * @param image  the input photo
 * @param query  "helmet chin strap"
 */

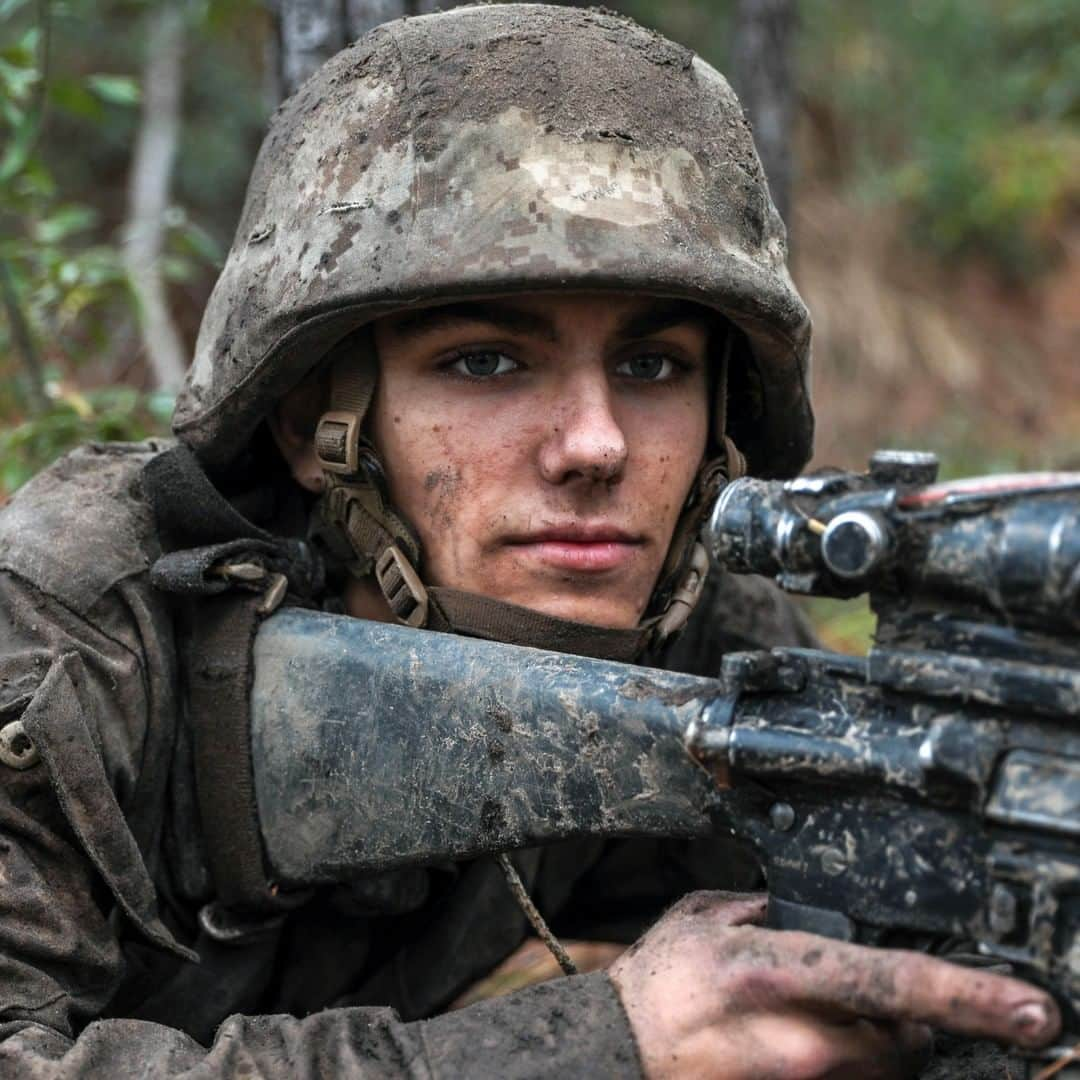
xmin=311 ymin=332 xmax=745 ymax=662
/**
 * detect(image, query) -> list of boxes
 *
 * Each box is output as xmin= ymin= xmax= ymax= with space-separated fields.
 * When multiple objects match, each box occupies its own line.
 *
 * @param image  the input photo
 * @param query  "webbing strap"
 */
xmin=314 ymin=342 xmax=378 ymax=474
xmin=185 ymin=591 xmax=282 ymax=912
xmin=320 ymin=476 xmax=421 ymax=573
xmin=426 ymin=588 xmax=652 ymax=662
xmin=312 ymin=327 xmax=745 ymax=659
xmin=333 ymin=343 xmax=377 ymax=416
xmin=318 ymin=478 xmax=658 ymax=657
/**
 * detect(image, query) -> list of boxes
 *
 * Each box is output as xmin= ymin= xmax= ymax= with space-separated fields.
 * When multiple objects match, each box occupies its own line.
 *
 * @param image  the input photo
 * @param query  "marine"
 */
xmin=0 ymin=6 xmax=1061 ymax=1076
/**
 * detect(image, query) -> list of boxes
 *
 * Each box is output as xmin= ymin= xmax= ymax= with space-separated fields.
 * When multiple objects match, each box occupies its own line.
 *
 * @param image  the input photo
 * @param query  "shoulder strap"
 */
xmin=183 ymin=590 xmax=280 ymax=912
xmin=144 ymin=447 xmax=316 ymax=912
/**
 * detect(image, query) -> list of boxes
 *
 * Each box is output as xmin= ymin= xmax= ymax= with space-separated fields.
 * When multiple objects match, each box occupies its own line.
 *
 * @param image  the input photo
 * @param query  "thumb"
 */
xmin=667 ymin=890 xmax=769 ymax=928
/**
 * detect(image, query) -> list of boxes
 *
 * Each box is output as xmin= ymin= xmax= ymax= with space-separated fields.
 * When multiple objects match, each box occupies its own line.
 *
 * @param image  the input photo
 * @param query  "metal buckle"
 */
xmin=198 ymin=901 xmax=287 ymax=946
xmin=375 ymin=544 xmax=429 ymax=628
xmin=655 ymin=542 xmax=710 ymax=640
xmin=210 ymin=561 xmax=266 ymax=583
xmin=315 ymin=410 xmax=362 ymax=474
xmin=209 ymin=562 xmax=289 ymax=615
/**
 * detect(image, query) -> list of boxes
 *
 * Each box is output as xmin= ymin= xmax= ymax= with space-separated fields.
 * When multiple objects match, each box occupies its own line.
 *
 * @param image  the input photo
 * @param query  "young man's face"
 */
xmin=365 ymin=293 xmax=711 ymax=629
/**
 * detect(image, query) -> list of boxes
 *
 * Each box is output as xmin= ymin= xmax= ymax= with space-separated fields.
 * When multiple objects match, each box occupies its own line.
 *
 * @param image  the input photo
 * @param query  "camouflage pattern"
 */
xmin=174 ymin=3 xmax=813 ymax=478
xmin=0 ymin=443 xmax=810 ymax=1075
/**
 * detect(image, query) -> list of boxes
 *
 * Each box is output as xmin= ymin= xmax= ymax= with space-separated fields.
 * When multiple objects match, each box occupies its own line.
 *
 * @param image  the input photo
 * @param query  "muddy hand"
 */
xmin=610 ymin=890 xmax=1061 ymax=1080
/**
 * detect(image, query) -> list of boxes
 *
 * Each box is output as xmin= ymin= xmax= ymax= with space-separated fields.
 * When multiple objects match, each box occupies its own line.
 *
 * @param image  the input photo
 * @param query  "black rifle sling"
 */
xmin=143 ymin=445 xmax=311 ymax=913
xmin=184 ymin=589 xmax=283 ymax=912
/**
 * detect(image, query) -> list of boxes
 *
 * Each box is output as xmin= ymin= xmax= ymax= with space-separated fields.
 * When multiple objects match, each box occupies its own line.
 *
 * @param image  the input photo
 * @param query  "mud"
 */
xmin=174 ymin=5 xmax=812 ymax=481
xmin=920 ymin=1036 xmax=1025 ymax=1079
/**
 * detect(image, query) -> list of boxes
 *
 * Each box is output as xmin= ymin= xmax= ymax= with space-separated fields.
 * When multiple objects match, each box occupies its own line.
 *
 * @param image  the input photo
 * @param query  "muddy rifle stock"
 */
xmin=249 ymin=450 xmax=1080 ymax=1068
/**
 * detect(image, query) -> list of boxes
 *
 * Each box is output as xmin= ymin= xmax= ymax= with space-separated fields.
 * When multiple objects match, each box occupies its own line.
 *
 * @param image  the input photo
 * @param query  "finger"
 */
xmin=664 ymin=889 xmax=768 ymax=928
xmin=732 ymin=1015 xmax=910 ymax=1080
xmin=859 ymin=1020 xmax=933 ymax=1078
xmin=762 ymin=933 xmax=1060 ymax=1050
xmin=892 ymin=1021 xmax=933 ymax=1074
xmin=821 ymin=1019 xmax=913 ymax=1080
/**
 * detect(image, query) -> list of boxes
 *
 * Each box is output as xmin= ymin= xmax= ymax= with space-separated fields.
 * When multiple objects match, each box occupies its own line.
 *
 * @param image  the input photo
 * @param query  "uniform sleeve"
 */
xmin=0 ymin=570 xmax=643 ymax=1079
xmin=2 ymin=973 xmax=639 ymax=1078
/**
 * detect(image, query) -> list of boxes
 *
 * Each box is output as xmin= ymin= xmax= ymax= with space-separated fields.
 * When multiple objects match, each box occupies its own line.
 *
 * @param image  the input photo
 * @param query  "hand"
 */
xmin=609 ymin=891 xmax=1061 ymax=1080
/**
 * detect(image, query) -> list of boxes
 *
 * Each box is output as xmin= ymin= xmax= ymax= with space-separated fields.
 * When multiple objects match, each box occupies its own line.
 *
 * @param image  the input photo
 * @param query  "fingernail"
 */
xmin=1012 ymin=1002 xmax=1050 ymax=1034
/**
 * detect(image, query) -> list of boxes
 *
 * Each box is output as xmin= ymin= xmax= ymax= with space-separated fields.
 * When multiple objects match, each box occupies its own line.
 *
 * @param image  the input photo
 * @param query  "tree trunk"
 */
xmin=273 ymin=0 xmax=452 ymax=101
xmin=123 ymin=2 xmax=188 ymax=391
xmin=731 ymin=0 xmax=797 ymax=228
xmin=273 ymin=0 xmax=347 ymax=100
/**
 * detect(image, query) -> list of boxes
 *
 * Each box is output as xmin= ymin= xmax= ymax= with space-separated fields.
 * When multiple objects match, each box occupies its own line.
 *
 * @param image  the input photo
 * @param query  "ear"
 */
xmin=267 ymin=374 xmax=328 ymax=494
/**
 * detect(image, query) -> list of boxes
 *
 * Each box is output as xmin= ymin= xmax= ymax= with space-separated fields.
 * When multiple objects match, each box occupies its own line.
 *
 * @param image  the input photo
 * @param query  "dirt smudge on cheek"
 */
xmin=421 ymin=465 xmax=464 ymax=531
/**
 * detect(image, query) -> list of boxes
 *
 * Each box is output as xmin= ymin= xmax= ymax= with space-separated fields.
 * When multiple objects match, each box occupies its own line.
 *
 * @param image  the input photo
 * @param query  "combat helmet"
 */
xmin=172 ymin=3 xmax=814 ymax=656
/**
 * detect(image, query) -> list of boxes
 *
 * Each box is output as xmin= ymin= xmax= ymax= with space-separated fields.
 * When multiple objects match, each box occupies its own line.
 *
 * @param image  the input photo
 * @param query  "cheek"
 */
xmin=417 ymin=462 xmax=465 ymax=534
xmin=380 ymin=417 xmax=469 ymax=535
xmin=630 ymin=399 xmax=708 ymax=516
xmin=374 ymin=404 xmax=532 ymax=560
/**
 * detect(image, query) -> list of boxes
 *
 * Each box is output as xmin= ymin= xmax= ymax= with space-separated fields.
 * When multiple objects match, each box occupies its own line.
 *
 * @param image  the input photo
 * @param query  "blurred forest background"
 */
xmin=2 ymin=0 xmax=1078 ymax=645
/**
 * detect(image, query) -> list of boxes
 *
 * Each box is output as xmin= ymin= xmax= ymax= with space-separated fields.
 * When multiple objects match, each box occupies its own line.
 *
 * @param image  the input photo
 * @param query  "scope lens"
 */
xmin=821 ymin=512 xmax=888 ymax=579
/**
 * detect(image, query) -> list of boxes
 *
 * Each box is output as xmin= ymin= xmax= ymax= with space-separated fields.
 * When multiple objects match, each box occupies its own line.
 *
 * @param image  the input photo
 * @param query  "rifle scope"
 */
xmin=708 ymin=450 xmax=1080 ymax=633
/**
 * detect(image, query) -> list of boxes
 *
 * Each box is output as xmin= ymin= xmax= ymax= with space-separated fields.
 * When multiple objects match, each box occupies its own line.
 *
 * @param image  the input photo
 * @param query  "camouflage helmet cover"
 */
xmin=174 ymin=3 xmax=813 ymax=477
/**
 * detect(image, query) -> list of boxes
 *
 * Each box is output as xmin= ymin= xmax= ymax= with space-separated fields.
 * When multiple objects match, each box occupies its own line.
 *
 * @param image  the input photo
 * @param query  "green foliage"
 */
xmin=85 ymin=71 xmax=140 ymax=106
xmin=0 ymin=0 xmax=248 ymax=495
xmin=0 ymin=2 xmax=136 ymax=420
xmin=801 ymin=596 xmax=875 ymax=656
xmin=0 ymin=385 xmax=174 ymax=495
xmin=620 ymin=0 xmax=1078 ymax=275
xmin=3 ymin=0 xmax=1075 ymax=504
xmin=800 ymin=0 xmax=1080 ymax=273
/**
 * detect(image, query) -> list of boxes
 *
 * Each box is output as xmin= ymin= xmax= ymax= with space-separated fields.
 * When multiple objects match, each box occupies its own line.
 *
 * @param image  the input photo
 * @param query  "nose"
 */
xmin=538 ymin=370 xmax=628 ymax=486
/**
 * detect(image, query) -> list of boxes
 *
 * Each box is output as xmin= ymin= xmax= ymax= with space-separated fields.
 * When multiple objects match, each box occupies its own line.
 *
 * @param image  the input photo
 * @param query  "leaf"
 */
xmin=160 ymin=253 xmax=196 ymax=283
xmin=58 ymin=388 xmax=93 ymax=419
xmin=0 ymin=25 xmax=38 ymax=66
xmin=0 ymin=0 xmax=34 ymax=20
xmin=86 ymin=74 xmax=141 ymax=107
xmin=0 ymin=56 xmax=38 ymax=101
xmin=48 ymin=77 xmax=104 ymax=121
xmin=173 ymin=217 xmax=224 ymax=266
xmin=56 ymin=282 xmax=99 ymax=322
xmin=0 ymin=105 xmax=39 ymax=182
xmin=0 ymin=95 xmax=23 ymax=129
xmin=34 ymin=203 xmax=98 ymax=243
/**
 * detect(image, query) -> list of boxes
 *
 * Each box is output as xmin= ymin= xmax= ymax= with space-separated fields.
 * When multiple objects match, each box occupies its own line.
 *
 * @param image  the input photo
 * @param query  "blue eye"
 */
xmin=449 ymin=351 xmax=519 ymax=378
xmin=616 ymin=354 xmax=676 ymax=380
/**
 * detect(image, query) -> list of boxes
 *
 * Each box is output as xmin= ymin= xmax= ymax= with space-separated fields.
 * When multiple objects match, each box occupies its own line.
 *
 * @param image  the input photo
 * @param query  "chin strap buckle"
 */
xmin=654 ymin=541 xmax=709 ymax=642
xmin=315 ymin=410 xmax=363 ymax=474
xmin=375 ymin=544 xmax=430 ymax=628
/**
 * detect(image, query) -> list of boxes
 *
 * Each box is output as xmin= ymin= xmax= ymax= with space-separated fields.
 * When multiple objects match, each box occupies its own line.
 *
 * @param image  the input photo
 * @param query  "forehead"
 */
xmin=375 ymin=293 xmax=717 ymax=345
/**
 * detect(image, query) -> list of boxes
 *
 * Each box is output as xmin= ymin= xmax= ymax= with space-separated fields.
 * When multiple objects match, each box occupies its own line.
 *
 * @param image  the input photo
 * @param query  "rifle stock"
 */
xmin=248 ymin=450 xmax=1080 ymax=1067
xmin=252 ymin=612 xmax=719 ymax=879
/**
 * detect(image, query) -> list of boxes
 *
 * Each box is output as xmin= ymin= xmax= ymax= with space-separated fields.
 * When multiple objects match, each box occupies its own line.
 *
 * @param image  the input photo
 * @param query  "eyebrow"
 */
xmin=385 ymin=302 xmax=559 ymax=343
xmin=616 ymin=299 xmax=714 ymax=340
xmin=383 ymin=298 xmax=715 ymax=345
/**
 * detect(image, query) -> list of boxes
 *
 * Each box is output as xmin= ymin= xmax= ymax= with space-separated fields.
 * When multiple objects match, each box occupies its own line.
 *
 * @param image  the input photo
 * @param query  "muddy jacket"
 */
xmin=0 ymin=441 xmax=816 ymax=1078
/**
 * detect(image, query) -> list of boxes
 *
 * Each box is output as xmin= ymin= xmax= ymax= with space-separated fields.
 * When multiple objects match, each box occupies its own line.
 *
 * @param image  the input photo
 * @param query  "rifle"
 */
xmin=248 ymin=450 xmax=1080 ymax=1068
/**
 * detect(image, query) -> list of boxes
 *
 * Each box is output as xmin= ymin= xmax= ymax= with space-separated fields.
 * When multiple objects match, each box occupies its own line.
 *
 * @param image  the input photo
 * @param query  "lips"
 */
xmin=504 ymin=524 xmax=644 ymax=572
